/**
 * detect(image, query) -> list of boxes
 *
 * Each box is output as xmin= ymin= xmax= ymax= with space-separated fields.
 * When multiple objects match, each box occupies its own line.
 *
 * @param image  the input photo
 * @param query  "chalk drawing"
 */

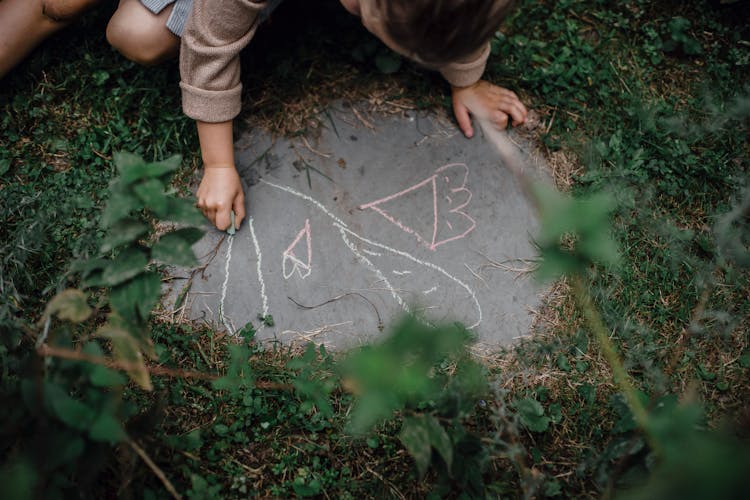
xmin=361 ymin=248 xmax=382 ymax=257
xmin=338 ymin=224 xmax=482 ymax=329
xmin=248 ymin=217 xmax=269 ymax=319
xmin=338 ymin=224 xmax=411 ymax=316
xmin=282 ymin=218 xmax=312 ymax=280
xmin=219 ymin=234 xmax=235 ymax=335
xmin=258 ymin=179 xmax=482 ymax=329
xmin=359 ymin=163 xmax=476 ymax=251
xmin=423 ymin=286 xmax=438 ymax=295
xmin=260 ymin=180 xmax=348 ymax=228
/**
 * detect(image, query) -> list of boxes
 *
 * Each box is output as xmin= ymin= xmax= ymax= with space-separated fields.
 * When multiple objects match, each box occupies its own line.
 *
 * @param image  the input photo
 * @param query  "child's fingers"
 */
xmin=491 ymin=110 xmax=509 ymax=129
xmin=196 ymin=198 xmax=211 ymax=224
xmin=497 ymin=97 xmax=528 ymax=126
xmin=201 ymin=207 xmax=216 ymax=229
xmin=452 ymin=99 xmax=474 ymax=138
xmin=214 ymin=207 xmax=232 ymax=231
xmin=233 ymin=193 xmax=246 ymax=229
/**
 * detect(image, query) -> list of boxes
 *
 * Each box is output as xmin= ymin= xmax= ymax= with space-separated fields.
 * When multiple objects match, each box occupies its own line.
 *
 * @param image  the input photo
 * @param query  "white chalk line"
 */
xmin=339 ymin=225 xmax=482 ymax=329
xmin=262 ymin=179 xmax=482 ymax=330
xmin=260 ymin=179 xmax=349 ymax=229
xmin=361 ymin=248 xmax=382 ymax=257
xmin=248 ymin=217 xmax=270 ymax=319
xmin=219 ymin=235 xmax=235 ymax=335
xmin=338 ymin=224 xmax=411 ymax=316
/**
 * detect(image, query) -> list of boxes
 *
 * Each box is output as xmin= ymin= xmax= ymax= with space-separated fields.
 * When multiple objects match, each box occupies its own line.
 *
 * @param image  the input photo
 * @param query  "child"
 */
xmin=0 ymin=0 xmax=190 ymax=79
xmin=180 ymin=0 xmax=529 ymax=232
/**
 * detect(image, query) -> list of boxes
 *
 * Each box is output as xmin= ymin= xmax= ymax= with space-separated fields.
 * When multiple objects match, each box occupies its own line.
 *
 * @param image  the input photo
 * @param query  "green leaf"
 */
xmin=172 ymin=227 xmax=204 ymax=245
xmin=92 ymin=69 xmax=109 ymax=86
xmin=211 ymin=343 xmax=253 ymax=396
xmin=97 ymin=322 xmax=152 ymax=390
xmin=739 ymin=353 xmax=750 ymax=369
xmin=89 ymin=364 xmax=127 ymax=387
xmin=74 ymin=258 xmax=112 ymax=288
xmin=375 ymin=51 xmax=402 ymax=74
xmin=71 ymin=256 xmax=108 ymax=277
xmin=532 ymin=182 xmax=619 ymax=281
xmin=110 ymin=271 xmax=161 ymax=322
xmin=399 ymin=416 xmax=433 ymax=478
xmin=343 ymin=319 xmax=475 ymax=434
xmin=100 ymin=218 xmax=149 ymax=253
xmin=549 ymin=403 xmax=563 ymax=424
xmin=117 ymin=153 xmax=181 ymax=184
xmin=516 ymin=398 xmax=550 ymax=433
xmin=100 ymin=248 xmax=148 ymax=286
xmin=579 ymin=383 xmax=597 ymax=405
xmin=44 ymin=382 xmax=94 ymax=431
xmin=44 ymin=289 xmax=91 ymax=323
xmin=134 ymin=178 xmax=168 ymax=216
xmin=151 ymin=230 xmax=200 ymax=267
xmin=89 ymin=412 xmax=127 ymax=443
xmin=0 ymin=158 xmax=10 ymax=176
xmin=113 ymin=152 xmax=146 ymax=174
xmin=258 ymin=313 xmax=275 ymax=327
xmin=697 ymin=364 xmax=716 ymax=381
xmin=556 ymin=353 xmax=571 ymax=372
xmin=101 ymin=182 xmax=143 ymax=228
xmin=348 ymin=392 xmax=399 ymax=435
xmin=293 ymin=477 xmax=322 ymax=498
xmin=164 ymin=197 xmax=204 ymax=226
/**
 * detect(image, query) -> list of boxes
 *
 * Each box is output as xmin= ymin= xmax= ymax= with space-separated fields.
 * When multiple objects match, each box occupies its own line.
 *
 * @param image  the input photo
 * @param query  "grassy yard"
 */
xmin=1 ymin=0 xmax=749 ymax=498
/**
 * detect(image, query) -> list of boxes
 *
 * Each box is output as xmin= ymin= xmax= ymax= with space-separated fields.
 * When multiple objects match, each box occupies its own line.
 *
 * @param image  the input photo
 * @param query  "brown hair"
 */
xmin=374 ymin=0 xmax=515 ymax=65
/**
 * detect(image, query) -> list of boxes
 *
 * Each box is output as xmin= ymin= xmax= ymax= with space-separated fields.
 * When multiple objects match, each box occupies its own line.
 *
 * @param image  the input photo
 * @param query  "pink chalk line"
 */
xmin=359 ymin=163 xmax=476 ymax=251
xmin=283 ymin=219 xmax=312 ymax=279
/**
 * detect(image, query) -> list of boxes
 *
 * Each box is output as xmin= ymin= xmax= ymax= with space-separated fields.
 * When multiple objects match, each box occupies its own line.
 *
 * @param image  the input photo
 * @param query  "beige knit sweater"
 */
xmin=180 ymin=0 xmax=490 ymax=123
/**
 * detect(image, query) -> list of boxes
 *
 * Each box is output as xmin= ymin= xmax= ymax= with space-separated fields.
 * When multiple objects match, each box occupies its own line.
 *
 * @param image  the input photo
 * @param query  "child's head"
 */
xmin=369 ymin=0 xmax=516 ymax=65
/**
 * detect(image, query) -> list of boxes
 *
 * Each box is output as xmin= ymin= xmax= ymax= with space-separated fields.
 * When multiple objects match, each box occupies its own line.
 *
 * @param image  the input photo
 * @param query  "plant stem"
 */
xmin=36 ymin=344 xmax=291 ymax=390
xmin=569 ymin=275 xmax=662 ymax=457
xmin=128 ymin=438 xmax=182 ymax=500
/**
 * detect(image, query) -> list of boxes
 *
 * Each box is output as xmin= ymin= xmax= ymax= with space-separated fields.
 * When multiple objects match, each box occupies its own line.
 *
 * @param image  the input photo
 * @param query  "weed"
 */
xmin=2 ymin=0 xmax=750 ymax=497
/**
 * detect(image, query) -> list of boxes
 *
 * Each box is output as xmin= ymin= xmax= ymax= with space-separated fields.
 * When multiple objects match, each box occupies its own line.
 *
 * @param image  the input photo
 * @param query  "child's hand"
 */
xmin=196 ymin=165 xmax=246 ymax=231
xmin=451 ymin=80 xmax=528 ymax=138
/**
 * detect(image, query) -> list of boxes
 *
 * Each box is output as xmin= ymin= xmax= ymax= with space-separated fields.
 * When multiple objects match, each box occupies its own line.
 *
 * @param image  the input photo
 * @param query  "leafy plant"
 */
xmin=342 ymin=318 xmax=491 ymax=493
xmin=1 ymin=152 xmax=205 ymax=497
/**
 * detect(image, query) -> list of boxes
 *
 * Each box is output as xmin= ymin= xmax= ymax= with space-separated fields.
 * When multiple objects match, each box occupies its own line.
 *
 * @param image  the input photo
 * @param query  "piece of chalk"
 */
xmin=227 ymin=210 xmax=236 ymax=235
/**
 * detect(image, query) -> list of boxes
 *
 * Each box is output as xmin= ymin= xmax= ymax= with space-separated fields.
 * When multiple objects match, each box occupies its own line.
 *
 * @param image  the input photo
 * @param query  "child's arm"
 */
xmin=196 ymin=121 xmax=245 ymax=231
xmin=179 ymin=0 xmax=265 ymax=230
xmin=438 ymin=43 xmax=528 ymax=137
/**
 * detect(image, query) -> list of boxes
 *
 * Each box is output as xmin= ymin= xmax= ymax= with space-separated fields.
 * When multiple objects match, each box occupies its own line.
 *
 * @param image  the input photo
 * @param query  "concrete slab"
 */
xmin=165 ymin=104 xmax=548 ymax=350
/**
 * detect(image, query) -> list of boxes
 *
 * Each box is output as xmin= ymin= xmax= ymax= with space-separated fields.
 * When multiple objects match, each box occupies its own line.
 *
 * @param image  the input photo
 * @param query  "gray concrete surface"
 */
xmin=164 ymin=104 xmax=548 ymax=349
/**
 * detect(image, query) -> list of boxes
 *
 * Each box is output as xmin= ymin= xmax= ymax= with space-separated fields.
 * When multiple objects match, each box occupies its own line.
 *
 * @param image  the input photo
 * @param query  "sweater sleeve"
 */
xmin=438 ymin=42 xmax=491 ymax=88
xmin=179 ymin=0 xmax=267 ymax=123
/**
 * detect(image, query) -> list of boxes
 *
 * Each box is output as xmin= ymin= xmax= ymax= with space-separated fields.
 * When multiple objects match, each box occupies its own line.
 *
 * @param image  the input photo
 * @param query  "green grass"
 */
xmin=2 ymin=0 xmax=749 ymax=497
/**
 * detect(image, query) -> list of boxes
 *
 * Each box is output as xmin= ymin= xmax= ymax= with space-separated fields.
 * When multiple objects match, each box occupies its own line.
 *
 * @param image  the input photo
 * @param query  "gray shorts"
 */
xmin=139 ymin=0 xmax=284 ymax=37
